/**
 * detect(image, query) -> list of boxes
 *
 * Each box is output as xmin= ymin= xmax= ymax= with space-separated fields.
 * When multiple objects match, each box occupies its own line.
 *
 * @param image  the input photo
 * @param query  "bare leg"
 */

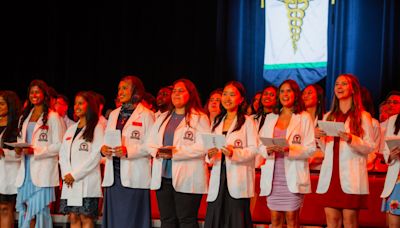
xmin=285 ymin=210 xmax=300 ymax=228
xmin=324 ymin=207 xmax=342 ymax=228
xmin=270 ymin=210 xmax=284 ymax=228
xmin=80 ymin=214 xmax=94 ymax=228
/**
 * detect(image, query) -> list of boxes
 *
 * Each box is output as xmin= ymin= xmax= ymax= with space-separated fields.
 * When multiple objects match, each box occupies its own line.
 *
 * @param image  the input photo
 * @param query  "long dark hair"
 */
xmin=0 ymin=90 xmax=21 ymax=142
xmin=159 ymin=78 xmax=204 ymax=130
xmin=395 ymin=114 xmax=400 ymax=135
xmin=120 ymin=75 xmax=145 ymax=105
xmin=303 ymin=84 xmax=326 ymax=120
xmin=212 ymin=81 xmax=246 ymax=133
xmin=19 ymin=79 xmax=51 ymax=135
xmin=75 ymin=91 xmax=99 ymax=143
xmin=254 ymin=85 xmax=278 ymax=131
xmin=327 ymin=73 xmax=364 ymax=137
xmin=274 ymin=79 xmax=304 ymax=114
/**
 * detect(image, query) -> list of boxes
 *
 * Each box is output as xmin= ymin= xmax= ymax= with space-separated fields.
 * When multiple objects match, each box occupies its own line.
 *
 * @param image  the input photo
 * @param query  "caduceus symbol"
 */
xmin=279 ymin=0 xmax=310 ymax=53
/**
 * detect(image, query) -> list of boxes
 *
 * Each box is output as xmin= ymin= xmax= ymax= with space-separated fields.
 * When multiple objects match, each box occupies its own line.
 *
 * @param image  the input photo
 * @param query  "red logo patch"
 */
xmin=66 ymin=137 xmax=72 ymax=141
xmin=132 ymin=122 xmax=142 ymax=126
xmin=40 ymin=125 xmax=49 ymax=130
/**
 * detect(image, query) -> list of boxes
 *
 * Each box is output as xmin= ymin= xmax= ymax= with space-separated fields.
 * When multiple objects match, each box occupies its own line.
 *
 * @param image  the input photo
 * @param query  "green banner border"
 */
xmin=264 ymin=62 xmax=327 ymax=70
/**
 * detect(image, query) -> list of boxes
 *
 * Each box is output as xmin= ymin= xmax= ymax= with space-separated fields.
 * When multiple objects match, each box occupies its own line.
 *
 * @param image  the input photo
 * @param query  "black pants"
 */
xmin=156 ymin=178 xmax=202 ymax=228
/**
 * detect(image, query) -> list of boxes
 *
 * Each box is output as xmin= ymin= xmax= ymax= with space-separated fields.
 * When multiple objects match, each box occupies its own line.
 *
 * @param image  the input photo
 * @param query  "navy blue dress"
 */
xmin=102 ymin=107 xmax=151 ymax=228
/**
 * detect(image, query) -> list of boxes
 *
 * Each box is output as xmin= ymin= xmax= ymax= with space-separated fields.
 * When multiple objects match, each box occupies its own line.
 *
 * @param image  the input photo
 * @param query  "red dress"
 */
xmin=319 ymin=111 xmax=368 ymax=209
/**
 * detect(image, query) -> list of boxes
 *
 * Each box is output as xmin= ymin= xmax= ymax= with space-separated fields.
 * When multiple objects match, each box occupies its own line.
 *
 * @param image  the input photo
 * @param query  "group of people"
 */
xmin=0 ymin=74 xmax=399 ymax=228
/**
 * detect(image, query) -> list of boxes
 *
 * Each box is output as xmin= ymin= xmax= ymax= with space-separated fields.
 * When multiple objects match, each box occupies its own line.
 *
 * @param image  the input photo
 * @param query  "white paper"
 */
xmin=201 ymin=133 xmax=226 ymax=149
xmin=260 ymin=137 xmax=288 ymax=147
xmin=104 ymin=130 xmax=122 ymax=148
xmin=66 ymin=181 xmax=83 ymax=206
xmin=386 ymin=137 xmax=400 ymax=151
xmin=4 ymin=142 xmax=31 ymax=148
xmin=317 ymin=121 xmax=345 ymax=136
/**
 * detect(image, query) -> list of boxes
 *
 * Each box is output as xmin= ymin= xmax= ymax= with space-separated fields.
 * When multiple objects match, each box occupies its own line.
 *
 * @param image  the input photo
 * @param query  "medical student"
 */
xmin=15 ymin=79 xmax=65 ymax=228
xmin=380 ymin=113 xmax=400 ymax=228
xmin=316 ymin=74 xmax=375 ymax=228
xmin=258 ymin=79 xmax=316 ymax=228
xmin=59 ymin=91 xmax=103 ymax=228
xmin=147 ymin=78 xmax=210 ymax=228
xmin=0 ymin=90 xmax=21 ymax=228
xmin=101 ymin=76 xmax=155 ymax=228
xmin=204 ymin=81 xmax=258 ymax=228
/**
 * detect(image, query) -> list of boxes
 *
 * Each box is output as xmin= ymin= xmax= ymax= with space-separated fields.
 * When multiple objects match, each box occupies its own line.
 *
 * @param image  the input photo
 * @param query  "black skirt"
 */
xmin=0 ymin=193 xmax=17 ymax=203
xmin=59 ymin=198 xmax=100 ymax=217
xmin=204 ymin=163 xmax=252 ymax=228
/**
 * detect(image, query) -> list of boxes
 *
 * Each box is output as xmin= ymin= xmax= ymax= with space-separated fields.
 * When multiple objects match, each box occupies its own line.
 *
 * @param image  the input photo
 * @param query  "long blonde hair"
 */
xmin=327 ymin=74 xmax=364 ymax=137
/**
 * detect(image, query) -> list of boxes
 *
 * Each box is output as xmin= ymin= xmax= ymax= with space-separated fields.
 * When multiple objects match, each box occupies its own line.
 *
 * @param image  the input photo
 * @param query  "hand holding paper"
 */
xmin=201 ymin=133 xmax=226 ymax=149
xmin=317 ymin=121 xmax=345 ymax=137
xmin=103 ymin=130 xmax=122 ymax=157
xmin=157 ymin=146 xmax=175 ymax=159
xmin=260 ymin=137 xmax=289 ymax=154
xmin=386 ymin=137 xmax=400 ymax=151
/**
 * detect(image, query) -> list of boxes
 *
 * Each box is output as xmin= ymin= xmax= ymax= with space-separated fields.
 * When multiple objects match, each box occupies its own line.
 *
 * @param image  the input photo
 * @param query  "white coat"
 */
xmin=380 ymin=114 xmax=400 ymax=198
xmin=102 ymin=103 xmax=155 ymax=188
xmin=252 ymin=114 xmax=266 ymax=168
xmin=16 ymin=110 xmax=65 ymax=187
xmin=0 ymin=129 xmax=21 ymax=194
xmin=207 ymin=115 xmax=258 ymax=202
xmin=59 ymin=122 xmax=104 ymax=200
xmin=147 ymin=110 xmax=210 ymax=194
xmin=316 ymin=111 xmax=375 ymax=194
xmin=258 ymin=111 xmax=316 ymax=196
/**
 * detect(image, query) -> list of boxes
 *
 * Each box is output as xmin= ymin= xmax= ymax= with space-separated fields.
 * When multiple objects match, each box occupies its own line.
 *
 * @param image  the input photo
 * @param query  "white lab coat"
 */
xmin=102 ymin=103 xmax=155 ymax=188
xmin=258 ymin=111 xmax=316 ymax=196
xmin=15 ymin=111 xmax=65 ymax=187
xmin=380 ymin=114 xmax=400 ymax=198
xmin=316 ymin=111 xmax=375 ymax=194
xmin=148 ymin=110 xmax=210 ymax=194
xmin=0 ymin=129 xmax=21 ymax=194
xmin=207 ymin=115 xmax=258 ymax=202
xmin=59 ymin=122 xmax=104 ymax=200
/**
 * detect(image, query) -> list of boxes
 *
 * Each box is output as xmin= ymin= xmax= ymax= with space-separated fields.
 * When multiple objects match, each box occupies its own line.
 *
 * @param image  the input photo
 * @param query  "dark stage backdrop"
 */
xmin=2 ymin=1 xmax=222 ymax=112
xmin=2 ymin=0 xmax=399 ymax=117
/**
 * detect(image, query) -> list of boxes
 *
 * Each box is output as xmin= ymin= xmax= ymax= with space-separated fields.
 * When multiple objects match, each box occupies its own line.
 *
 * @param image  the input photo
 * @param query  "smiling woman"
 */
xmin=101 ymin=75 xmax=155 ymax=228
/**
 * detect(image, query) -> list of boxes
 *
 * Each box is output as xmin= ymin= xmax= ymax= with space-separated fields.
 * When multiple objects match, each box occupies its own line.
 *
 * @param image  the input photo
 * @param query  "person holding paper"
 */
xmin=204 ymin=81 xmax=258 ymax=228
xmin=380 ymin=114 xmax=400 ymax=227
xmin=100 ymin=76 xmax=155 ymax=228
xmin=258 ymin=79 xmax=316 ymax=228
xmin=316 ymin=74 xmax=375 ymax=228
xmin=302 ymin=84 xmax=326 ymax=170
xmin=253 ymin=85 xmax=277 ymax=168
xmin=14 ymin=79 xmax=65 ymax=228
xmin=58 ymin=91 xmax=103 ymax=228
xmin=147 ymin=79 xmax=210 ymax=228
xmin=0 ymin=90 xmax=21 ymax=228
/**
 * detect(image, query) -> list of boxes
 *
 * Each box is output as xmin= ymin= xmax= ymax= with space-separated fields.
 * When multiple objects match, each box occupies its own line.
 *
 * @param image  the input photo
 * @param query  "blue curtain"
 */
xmin=217 ymin=0 xmax=399 ymax=111
xmin=215 ymin=0 xmax=266 ymax=99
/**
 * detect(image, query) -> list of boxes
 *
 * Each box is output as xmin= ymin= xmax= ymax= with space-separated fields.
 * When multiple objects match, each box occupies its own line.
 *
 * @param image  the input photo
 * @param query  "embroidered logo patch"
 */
xmin=38 ymin=133 xmax=48 ymax=142
xmin=79 ymin=142 xmax=89 ymax=151
xmin=183 ymin=130 xmax=194 ymax=141
xmin=233 ymin=139 xmax=243 ymax=149
xmin=132 ymin=121 xmax=142 ymax=126
xmin=130 ymin=130 xmax=141 ymax=140
xmin=292 ymin=134 xmax=301 ymax=144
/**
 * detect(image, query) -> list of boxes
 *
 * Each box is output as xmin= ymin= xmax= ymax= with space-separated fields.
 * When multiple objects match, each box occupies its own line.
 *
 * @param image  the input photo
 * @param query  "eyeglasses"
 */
xmin=386 ymin=100 xmax=400 ymax=105
xmin=172 ymin=89 xmax=187 ymax=94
